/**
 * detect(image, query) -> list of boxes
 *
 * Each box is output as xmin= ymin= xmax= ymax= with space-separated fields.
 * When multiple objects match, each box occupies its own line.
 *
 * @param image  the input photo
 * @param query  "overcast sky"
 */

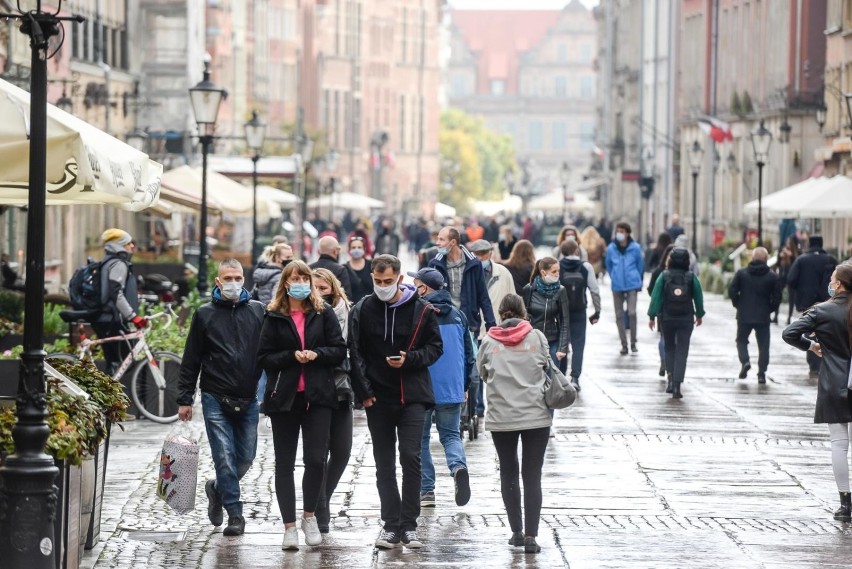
xmin=449 ymin=0 xmax=598 ymax=9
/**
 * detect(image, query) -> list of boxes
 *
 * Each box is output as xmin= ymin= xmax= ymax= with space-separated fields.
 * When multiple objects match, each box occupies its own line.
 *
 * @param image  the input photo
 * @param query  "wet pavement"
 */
xmin=82 ymin=271 xmax=852 ymax=568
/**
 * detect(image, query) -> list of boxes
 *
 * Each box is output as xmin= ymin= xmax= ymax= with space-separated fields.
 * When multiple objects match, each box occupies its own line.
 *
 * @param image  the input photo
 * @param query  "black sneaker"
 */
xmin=659 ymin=363 xmax=666 ymax=377
xmin=401 ymin=530 xmax=423 ymax=549
xmin=222 ymin=515 xmax=245 ymax=536
xmin=508 ymin=531 xmax=524 ymax=546
xmin=524 ymin=535 xmax=541 ymax=553
xmin=757 ymin=373 xmax=766 ymax=384
xmin=620 ymin=346 xmax=628 ymax=355
xmin=631 ymin=343 xmax=638 ymax=353
xmin=454 ymin=467 xmax=471 ymax=506
xmin=570 ymin=378 xmax=581 ymax=392
xmin=375 ymin=530 xmax=401 ymax=549
xmin=739 ymin=362 xmax=751 ymax=379
xmin=205 ymin=480 xmax=223 ymax=527
xmin=420 ymin=491 xmax=436 ymax=507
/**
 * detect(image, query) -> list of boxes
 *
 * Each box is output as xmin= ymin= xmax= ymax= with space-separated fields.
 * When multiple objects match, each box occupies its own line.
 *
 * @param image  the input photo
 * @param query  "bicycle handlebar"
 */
xmin=145 ymin=305 xmax=177 ymax=329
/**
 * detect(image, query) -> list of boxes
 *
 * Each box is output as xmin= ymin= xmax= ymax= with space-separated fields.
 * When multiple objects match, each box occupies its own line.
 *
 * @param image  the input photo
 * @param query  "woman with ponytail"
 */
xmin=783 ymin=264 xmax=852 ymax=521
xmin=520 ymin=256 xmax=570 ymax=374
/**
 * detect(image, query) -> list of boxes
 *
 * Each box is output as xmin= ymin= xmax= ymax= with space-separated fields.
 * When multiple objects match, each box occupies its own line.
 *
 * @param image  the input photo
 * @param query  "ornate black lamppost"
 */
xmin=244 ymin=111 xmax=267 ymax=265
xmin=750 ymin=120 xmax=773 ymax=247
xmin=688 ymin=141 xmax=704 ymax=255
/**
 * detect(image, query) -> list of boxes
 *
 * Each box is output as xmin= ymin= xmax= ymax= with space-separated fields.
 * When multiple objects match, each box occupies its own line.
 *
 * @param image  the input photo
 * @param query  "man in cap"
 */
xmin=93 ymin=228 xmax=145 ymax=375
xmin=409 ymin=267 xmax=473 ymax=509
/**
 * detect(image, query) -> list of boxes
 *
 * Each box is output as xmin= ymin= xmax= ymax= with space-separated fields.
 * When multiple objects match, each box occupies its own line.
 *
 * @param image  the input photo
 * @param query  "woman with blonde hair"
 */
xmin=552 ymin=225 xmax=588 ymax=262
xmin=580 ymin=226 xmax=607 ymax=278
xmin=257 ymin=260 xmax=347 ymax=550
xmin=310 ymin=267 xmax=354 ymax=534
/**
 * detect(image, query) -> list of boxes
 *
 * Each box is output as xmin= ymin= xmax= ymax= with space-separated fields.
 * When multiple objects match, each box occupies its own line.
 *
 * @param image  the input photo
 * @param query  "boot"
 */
xmin=835 ymin=492 xmax=852 ymax=521
xmin=672 ymin=381 xmax=683 ymax=399
xmin=665 ymin=373 xmax=673 ymax=394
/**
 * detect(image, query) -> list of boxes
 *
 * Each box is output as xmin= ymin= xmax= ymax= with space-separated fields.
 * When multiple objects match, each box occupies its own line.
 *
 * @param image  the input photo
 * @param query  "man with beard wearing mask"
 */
xmin=177 ymin=259 xmax=266 ymax=537
xmin=348 ymin=254 xmax=443 ymax=550
xmin=91 ymin=228 xmax=143 ymax=375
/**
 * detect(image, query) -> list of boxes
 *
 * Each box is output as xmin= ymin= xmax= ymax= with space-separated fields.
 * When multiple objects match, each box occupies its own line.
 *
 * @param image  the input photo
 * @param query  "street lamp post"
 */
xmin=0 ymin=3 xmax=83 ymax=566
xmin=750 ymin=120 xmax=773 ymax=247
xmin=244 ymin=111 xmax=267 ymax=265
xmin=189 ymin=57 xmax=226 ymax=295
xmin=688 ymin=141 xmax=704 ymax=255
xmin=559 ymin=161 xmax=571 ymax=224
xmin=816 ymin=107 xmax=827 ymax=132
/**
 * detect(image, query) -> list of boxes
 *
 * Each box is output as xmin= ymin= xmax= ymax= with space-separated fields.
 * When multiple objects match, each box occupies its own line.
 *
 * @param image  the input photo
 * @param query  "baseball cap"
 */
xmin=406 ymin=268 xmax=445 ymax=291
xmin=467 ymin=239 xmax=493 ymax=253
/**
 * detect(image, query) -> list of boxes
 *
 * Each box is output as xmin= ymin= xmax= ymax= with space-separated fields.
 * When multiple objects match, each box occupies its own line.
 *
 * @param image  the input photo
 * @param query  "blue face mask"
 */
xmin=481 ymin=260 xmax=491 ymax=270
xmin=828 ymin=283 xmax=837 ymax=298
xmin=437 ymin=247 xmax=449 ymax=256
xmin=288 ymin=282 xmax=312 ymax=300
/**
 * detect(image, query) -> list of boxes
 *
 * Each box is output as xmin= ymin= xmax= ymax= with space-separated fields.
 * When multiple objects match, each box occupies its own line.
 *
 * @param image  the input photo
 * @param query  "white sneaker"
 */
xmin=282 ymin=527 xmax=299 ymax=550
xmin=301 ymin=515 xmax=322 ymax=546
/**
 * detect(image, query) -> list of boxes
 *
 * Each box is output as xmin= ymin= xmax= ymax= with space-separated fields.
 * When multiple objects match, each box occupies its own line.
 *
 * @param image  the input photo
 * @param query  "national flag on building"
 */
xmin=697 ymin=116 xmax=733 ymax=143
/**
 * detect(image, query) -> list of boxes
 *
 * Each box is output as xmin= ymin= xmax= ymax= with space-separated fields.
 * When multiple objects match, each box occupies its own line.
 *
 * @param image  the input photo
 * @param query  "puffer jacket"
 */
xmin=605 ymin=239 xmax=644 ymax=292
xmin=521 ymin=283 xmax=570 ymax=352
xmin=783 ymin=293 xmax=852 ymax=424
xmin=251 ymin=263 xmax=284 ymax=304
xmin=728 ymin=260 xmax=781 ymax=324
xmin=477 ymin=319 xmax=552 ymax=432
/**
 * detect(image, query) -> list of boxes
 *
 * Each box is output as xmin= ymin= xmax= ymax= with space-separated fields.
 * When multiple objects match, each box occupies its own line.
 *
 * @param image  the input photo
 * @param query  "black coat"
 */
xmin=728 ymin=261 xmax=781 ymax=324
xmin=348 ymin=291 xmax=443 ymax=406
xmin=782 ymin=293 xmax=852 ymax=424
xmin=310 ymin=255 xmax=354 ymax=299
xmin=257 ymin=305 xmax=347 ymax=412
xmin=505 ymin=263 xmax=533 ymax=295
xmin=787 ymin=248 xmax=838 ymax=311
xmin=521 ymin=284 xmax=570 ymax=352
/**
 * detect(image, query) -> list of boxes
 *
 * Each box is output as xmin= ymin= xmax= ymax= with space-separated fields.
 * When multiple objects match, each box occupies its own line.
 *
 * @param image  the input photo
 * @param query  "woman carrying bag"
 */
xmin=257 ymin=260 xmax=347 ymax=550
xmin=477 ymin=294 xmax=553 ymax=554
xmin=783 ymin=264 xmax=852 ymax=521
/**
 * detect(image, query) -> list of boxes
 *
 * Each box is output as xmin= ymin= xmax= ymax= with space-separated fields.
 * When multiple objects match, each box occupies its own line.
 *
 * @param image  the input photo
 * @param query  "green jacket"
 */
xmin=647 ymin=271 xmax=706 ymax=321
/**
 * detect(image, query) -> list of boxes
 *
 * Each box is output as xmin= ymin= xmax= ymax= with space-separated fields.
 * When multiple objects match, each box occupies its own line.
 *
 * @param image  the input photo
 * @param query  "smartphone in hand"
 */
xmin=387 ymin=356 xmax=402 ymax=361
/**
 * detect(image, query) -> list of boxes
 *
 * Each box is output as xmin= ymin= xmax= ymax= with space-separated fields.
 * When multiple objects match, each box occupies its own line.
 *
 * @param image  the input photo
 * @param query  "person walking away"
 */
xmin=777 ymin=235 xmax=800 ymax=325
xmin=498 ymin=225 xmax=517 ymax=261
xmin=469 ymin=239 xmax=515 ymax=417
xmin=256 ymin=261 xmax=347 ymax=549
xmin=647 ymin=248 xmax=705 ymax=399
xmin=409 ymin=268 xmax=473 ymax=508
xmin=89 ymin=229 xmax=145 ymax=376
xmin=311 ymin=268 xmax=354 ymax=535
xmin=552 ymin=225 xmax=588 ymax=262
xmin=430 ymin=226 xmax=497 ymax=336
xmin=177 ymin=259 xmax=266 ymax=536
xmin=782 ymin=265 xmax=852 ymax=521
xmin=667 ymin=213 xmax=685 ymax=241
xmin=648 ymin=245 xmax=675 ymax=377
xmin=521 ymin=257 xmax=570 ymax=376
xmin=311 ymin=235 xmax=354 ymax=299
xmin=728 ymin=247 xmax=781 ymax=384
xmin=605 ymin=222 xmax=645 ymax=354
xmin=580 ymin=226 xmax=607 ymax=279
xmin=477 ymin=294 xmax=553 ymax=554
xmin=375 ymin=219 xmax=401 ymax=256
xmin=348 ymin=254 xmax=443 ymax=549
xmin=344 ymin=236 xmax=372 ymax=303
xmin=502 ymin=239 xmax=537 ymax=295
xmin=673 ymin=234 xmax=700 ymax=275
xmin=787 ymin=235 xmax=838 ymax=380
xmin=559 ymin=240 xmax=601 ymax=391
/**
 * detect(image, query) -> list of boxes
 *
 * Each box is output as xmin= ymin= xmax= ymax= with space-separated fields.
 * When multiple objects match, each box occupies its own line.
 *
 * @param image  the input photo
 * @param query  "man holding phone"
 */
xmin=348 ymin=254 xmax=443 ymax=550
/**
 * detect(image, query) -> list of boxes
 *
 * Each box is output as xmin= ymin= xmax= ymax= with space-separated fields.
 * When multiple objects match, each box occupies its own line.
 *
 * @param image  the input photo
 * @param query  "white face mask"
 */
xmin=542 ymin=275 xmax=559 ymax=285
xmin=220 ymin=281 xmax=242 ymax=300
xmin=374 ymin=282 xmax=399 ymax=302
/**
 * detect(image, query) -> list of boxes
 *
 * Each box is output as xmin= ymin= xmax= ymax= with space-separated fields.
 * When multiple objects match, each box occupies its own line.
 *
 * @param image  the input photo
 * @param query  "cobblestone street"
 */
xmin=82 ymin=276 xmax=852 ymax=568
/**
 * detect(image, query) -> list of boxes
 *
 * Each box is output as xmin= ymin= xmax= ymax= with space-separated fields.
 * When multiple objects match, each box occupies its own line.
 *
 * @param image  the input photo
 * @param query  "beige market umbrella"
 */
xmin=0 ymin=78 xmax=162 ymax=210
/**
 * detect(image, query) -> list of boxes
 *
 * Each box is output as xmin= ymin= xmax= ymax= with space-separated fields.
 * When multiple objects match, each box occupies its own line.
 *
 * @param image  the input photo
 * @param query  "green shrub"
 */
xmin=0 ymin=290 xmax=24 ymax=323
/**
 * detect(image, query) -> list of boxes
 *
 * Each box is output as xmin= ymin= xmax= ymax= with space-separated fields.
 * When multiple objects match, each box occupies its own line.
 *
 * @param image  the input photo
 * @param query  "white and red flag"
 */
xmin=697 ymin=116 xmax=733 ymax=143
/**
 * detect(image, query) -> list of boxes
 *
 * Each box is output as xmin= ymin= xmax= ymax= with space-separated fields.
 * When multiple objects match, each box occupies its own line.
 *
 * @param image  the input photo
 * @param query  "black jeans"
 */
xmin=491 ymin=427 xmax=550 ymax=537
xmin=269 ymin=393 xmax=332 ymax=524
xmin=365 ymin=399 xmax=425 ymax=532
xmin=568 ymin=310 xmax=587 ymax=379
xmin=91 ymin=321 xmax=131 ymax=376
xmin=736 ymin=322 xmax=770 ymax=374
xmin=662 ymin=320 xmax=694 ymax=386
xmin=315 ymin=400 xmax=354 ymax=528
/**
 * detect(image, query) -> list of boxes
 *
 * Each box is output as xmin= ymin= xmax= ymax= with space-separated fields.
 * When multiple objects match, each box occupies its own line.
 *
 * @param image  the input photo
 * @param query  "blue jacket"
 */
xmin=422 ymin=289 xmax=473 ymax=404
xmin=430 ymin=246 xmax=497 ymax=333
xmin=605 ymin=239 xmax=644 ymax=292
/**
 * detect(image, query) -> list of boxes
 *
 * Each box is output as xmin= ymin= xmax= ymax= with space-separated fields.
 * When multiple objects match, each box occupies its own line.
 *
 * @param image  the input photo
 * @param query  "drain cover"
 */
xmin=121 ymin=530 xmax=187 ymax=542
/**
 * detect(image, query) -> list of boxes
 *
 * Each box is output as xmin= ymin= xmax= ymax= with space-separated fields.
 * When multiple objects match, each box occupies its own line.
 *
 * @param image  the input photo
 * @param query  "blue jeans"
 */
xmin=201 ymin=392 xmax=260 ymax=517
xmin=421 ymin=403 xmax=467 ymax=494
xmin=568 ymin=311 xmax=586 ymax=380
xmin=256 ymin=369 xmax=267 ymax=404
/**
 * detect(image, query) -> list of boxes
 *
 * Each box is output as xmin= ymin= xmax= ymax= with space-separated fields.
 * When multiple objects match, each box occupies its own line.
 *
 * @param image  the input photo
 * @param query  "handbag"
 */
xmin=544 ymin=357 xmax=576 ymax=409
xmin=210 ymin=392 xmax=254 ymax=416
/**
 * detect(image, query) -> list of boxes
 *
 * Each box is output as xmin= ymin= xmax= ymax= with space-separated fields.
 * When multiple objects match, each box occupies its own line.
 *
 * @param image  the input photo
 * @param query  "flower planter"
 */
xmin=54 ymin=459 xmax=84 ymax=569
xmin=85 ymin=424 xmax=110 ymax=549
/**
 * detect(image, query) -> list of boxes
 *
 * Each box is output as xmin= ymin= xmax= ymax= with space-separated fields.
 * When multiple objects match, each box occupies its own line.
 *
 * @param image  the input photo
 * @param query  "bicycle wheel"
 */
xmin=130 ymin=350 xmax=182 ymax=423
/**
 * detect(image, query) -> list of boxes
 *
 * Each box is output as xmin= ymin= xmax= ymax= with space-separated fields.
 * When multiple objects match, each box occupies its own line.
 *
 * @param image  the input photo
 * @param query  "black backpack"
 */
xmin=68 ymin=256 xmax=113 ymax=313
xmin=662 ymin=270 xmax=694 ymax=319
xmin=559 ymin=264 xmax=588 ymax=309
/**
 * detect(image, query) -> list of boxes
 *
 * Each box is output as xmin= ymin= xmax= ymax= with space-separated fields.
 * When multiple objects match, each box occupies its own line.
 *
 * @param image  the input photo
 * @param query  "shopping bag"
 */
xmin=156 ymin=421 xmax=199 ymax=515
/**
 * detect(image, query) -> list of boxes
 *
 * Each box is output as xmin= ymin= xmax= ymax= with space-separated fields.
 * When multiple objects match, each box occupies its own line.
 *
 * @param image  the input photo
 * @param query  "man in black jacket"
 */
xmin=349 ymin=254 xmax=443 ymax=550
xmin=787 ymin=235 xmax=838 ymax=378
xmin=728 ymin=247 xmax=781 ymax=384
xmin=177 ymin=259 xmax=266 ymax=537
xmin=310 ymin=236 xmax=353 ymax=298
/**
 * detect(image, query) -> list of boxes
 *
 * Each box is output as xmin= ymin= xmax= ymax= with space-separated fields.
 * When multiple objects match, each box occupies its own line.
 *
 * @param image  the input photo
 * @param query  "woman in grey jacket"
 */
xmin=477 ymin=294 xmax=552 ymax=554
xmin=783 ymin=264 xmax=852 ymax=521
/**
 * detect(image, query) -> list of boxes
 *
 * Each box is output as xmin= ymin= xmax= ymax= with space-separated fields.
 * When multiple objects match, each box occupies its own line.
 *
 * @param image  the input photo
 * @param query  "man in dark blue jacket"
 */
xmin=409 ymin=268 xmax=473 ymax=510
xmin=429 ymin=226 xmax=496 ymax=334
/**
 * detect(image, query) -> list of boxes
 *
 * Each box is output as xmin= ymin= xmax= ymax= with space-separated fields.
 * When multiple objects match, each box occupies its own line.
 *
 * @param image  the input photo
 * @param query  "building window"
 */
xmin=579 ymin=121 xmax=595 ymax=150
xmin=555 ymin=76 xmax=567 ymax=97
xmin=529 ymin=122 xmax=543 ymax=150
xmin=580 ymin=44 xmax=592 ymax=64
xmin=451 ymin=74 xmax=469 ymax=98
xmin=490 ymin=79 xmax=506 ymax=96
xmin=557 ymin=44 xmax=567 ymax=63
xmin=552 ymin=122 xmax=567 ymax=149
xmin=580 ymin=76 xmax=594 ymax=99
